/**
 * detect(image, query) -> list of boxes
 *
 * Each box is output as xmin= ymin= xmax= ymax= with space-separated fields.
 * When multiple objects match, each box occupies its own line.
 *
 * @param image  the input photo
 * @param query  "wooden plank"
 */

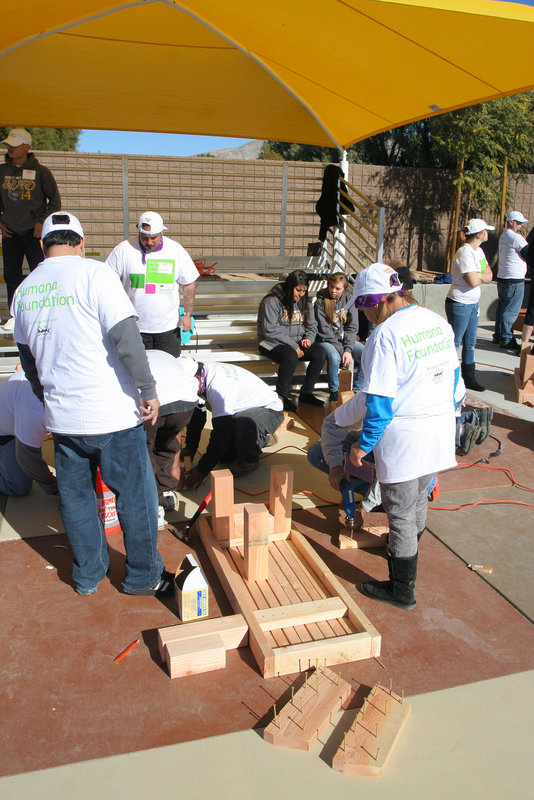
xmin=244 ymin=504 xmax=269 ymax=581
xmin=157 ymin=614 xmax=248 ymax=661
xmin=269 ymin=464 xmax=293 ymax=534
xmin=272 ymin=632 xmax=374 ymax=674
xmin=289 ymin=528 xmax=381 ymax=653
xmin=229 ymin=546 xmax=295 ymax=646
xmin=263 ymin=667 xmax=352 ymax=751
xmin=197 ymin=516 xmax=276 ymax=677
xmin=254 ymin=598 xmax=347 ymax=631
xmin=166 ymin=633 xmax=226 ymax=679
xmin=210 ymin=469 xmax=235 ymax=543
xmin=338 ymin=524 xmax=388 ymax=550
xmin=269 ymin=540 xmax=337 ymax=643
xmin=332 ymin=683 xmax=411 ymax=776
xmin=277 ymin=541 xmax=353 ymax=637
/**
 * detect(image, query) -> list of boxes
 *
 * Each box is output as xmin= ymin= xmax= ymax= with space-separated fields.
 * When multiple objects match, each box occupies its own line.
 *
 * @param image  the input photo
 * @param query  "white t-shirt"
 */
xmin=448 ymin=243 xmax=482 ymax=304
xmin=106 ymin=237 xmax=198 ymax=333
xmin=498 ymin=228 xmax=527 ymax=279
xmin=12 ymin=255 xmax=143 ymax=435
xmin=345 ymin=304 xmax=460 ymax=484
xmin=146 ymin=350 xmax=199 ymax=406
xmin=0 ymin=369 xmax=48 ymax=448
xmin=204 ymin=362 xmax=283 ymax=418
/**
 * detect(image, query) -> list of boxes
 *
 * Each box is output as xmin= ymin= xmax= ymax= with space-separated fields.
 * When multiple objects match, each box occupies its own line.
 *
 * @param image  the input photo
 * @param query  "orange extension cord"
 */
xmin=235 ymin=445 xmax=534 ymax=511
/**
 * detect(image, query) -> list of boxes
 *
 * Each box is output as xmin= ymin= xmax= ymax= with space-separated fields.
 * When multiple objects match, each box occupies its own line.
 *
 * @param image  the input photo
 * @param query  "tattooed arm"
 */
xmin=180 ymin=280 xmax=197 ymax=332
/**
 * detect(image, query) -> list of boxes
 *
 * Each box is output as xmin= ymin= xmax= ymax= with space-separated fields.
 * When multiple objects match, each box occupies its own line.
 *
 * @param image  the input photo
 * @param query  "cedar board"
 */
xmin=197 ymin=516 xmax=381 ymax=678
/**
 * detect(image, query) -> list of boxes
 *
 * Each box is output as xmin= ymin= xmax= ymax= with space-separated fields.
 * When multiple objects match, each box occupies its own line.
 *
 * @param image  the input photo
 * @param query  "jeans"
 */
xmin=0 ymin=438 xmax=33 ymax=496
xmin=381 ymin=474 xmax=433 ymax=558
xmin=319 ymin=341 xmax=365 ymax=392
xmin=234 ymin=407 xmax=285 ymax=462
xmin=53 ymin=425 xmax=164 ymax=595
xmin=2 ymin=231 xmax=43 ymax=308
xmin=494 ymin=279 xmax=524 ymax=341
xmin=258 ymin=342 xmax=325 ymax=397
xmin=144 ymin=407 xmax=195 ymax=502
xmin=445 ymin=298 xmax=479 ymax=365
xmin=307 ymin=433 xmax=375 ymax=499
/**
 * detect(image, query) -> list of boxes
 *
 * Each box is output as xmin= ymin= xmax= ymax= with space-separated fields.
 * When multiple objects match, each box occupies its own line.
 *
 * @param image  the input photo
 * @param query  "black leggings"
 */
xmin=259 ymin=342 xmax=325 ymax=397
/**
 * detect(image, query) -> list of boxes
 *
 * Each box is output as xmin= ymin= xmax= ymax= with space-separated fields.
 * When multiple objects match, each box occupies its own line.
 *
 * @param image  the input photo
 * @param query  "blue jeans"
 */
xmin=319 ymin=341 xmax=365 ymax=392
xmin=445 ymin=298 xmax=479 ymax=365
xmin=0 ymin=438 xmax=33 ymax=496
xmin=494 ymin=279 xmax=524 ymax=341
xmin=307 ymin=432 xmax=374 ymax=498
xmin=53 ymin=425 xmax=164 ymax=595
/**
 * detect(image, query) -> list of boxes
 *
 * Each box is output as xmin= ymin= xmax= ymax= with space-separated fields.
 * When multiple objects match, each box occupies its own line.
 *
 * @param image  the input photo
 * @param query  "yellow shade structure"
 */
xmin=1 ymin=0 xmax=533 ymax=148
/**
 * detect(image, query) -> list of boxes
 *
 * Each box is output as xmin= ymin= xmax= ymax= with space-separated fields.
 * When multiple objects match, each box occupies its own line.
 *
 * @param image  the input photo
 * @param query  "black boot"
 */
xmin=461 ymin=362 xmax=485 ymax=392
xmin=362 ymin=553 xmax=418 ymax=610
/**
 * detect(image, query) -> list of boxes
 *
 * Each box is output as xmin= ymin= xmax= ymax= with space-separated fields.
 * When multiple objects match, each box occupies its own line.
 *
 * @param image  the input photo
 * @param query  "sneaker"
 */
xmin=500 ymin=338 xmax=521 ymax=354
xmin=125 ymin=569 xmax=175 ymax=597
xmin=299 ymin=392 xmax=324 ymax=407
xmin=329 ymin=391 xmax=339 ymax=401
xmin=228 ymin=460 xmax=259 ymax=478
xmin=161 ymin=490 xmax=177 ymax=511
xmin=1 ymin=317 xmax=14 ymax=333
xmin=157 ymin=505 xmax=166 ymax=530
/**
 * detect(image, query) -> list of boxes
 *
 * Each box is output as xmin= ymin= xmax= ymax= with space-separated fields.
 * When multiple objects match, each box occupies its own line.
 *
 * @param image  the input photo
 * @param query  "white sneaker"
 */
xmin=157 ymin=505 xmax=166 ymax=531
xmin=1 ymin=317 xmax=14 ymax=333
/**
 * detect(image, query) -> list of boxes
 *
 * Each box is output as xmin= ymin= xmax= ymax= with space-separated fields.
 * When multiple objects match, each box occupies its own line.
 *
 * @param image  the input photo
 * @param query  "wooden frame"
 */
xmin=197 ymin=466 xmax=381 ymax=678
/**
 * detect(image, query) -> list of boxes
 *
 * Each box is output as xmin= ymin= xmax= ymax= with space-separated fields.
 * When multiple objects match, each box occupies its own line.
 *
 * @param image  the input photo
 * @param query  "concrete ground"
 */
xmin=0 ymin=323 xmax=533 ymax=800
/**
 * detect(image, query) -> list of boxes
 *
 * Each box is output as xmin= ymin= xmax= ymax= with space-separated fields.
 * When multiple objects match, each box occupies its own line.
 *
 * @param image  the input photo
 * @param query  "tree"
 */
xmin=261 ymin=92 xmax=534 ymax=183
xmin=0 ymin=127 xmax=80 ymax=151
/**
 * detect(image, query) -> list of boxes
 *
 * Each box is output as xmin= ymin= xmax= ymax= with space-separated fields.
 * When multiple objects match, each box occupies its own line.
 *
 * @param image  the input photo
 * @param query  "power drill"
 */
xmin=339 ymin=478 xmax=356 ymax=535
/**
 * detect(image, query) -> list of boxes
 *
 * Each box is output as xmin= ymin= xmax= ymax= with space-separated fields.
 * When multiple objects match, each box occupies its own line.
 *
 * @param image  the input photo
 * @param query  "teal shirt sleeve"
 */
xmin=358 ymin=393 xmax=394 ymax=452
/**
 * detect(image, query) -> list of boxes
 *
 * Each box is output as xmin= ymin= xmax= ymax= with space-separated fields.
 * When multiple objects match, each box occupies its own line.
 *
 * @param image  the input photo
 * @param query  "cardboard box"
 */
xmin=174 ymin=554 xmax=209 ymax=622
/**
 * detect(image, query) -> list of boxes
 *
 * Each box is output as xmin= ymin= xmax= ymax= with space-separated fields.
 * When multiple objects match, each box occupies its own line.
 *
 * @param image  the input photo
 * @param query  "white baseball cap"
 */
xmin=1 ymin=128 xmax=32 ymax=147
xmin=41 ymin=212 xmax=84 ymax=240
xmin=506 ymin=211 xmax=528 ymax=224
xmin=462 ymin=219 xmax=495 ymax=235
xmin=353 ymin=263 xmax=403 ymax=308
xmin=137 ymin=212 xmax=167 ymax=235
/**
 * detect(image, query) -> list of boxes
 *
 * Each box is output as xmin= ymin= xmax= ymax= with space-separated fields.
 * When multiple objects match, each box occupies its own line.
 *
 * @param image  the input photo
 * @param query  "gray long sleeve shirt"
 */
xmin=257 ymin=294 xmax=317 ymax=350
xmin=314 ymin=287 xmax=358 ymax=355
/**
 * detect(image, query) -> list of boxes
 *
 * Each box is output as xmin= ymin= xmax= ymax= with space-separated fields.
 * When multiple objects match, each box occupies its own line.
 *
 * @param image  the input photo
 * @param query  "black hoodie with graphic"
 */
xmin=0 ymin=153 xmax=61 ymax=234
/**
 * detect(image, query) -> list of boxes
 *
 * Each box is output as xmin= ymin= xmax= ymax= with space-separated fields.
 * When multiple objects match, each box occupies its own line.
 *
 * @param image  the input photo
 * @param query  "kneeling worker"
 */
xmin=144 ymin=349 xmax=199 ymax=527
xmin=183 ymin=361 xmax=285 ymax=488
xmin=0 ymin=368 xmax=58 ymax=497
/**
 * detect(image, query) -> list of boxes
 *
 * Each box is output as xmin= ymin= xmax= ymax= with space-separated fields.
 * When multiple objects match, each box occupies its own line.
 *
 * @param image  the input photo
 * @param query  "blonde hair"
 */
xmin=324 ymin=272 xmax=348 ymax=323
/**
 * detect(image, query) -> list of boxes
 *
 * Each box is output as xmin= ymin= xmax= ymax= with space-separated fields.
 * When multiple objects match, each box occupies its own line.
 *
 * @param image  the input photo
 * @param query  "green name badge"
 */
xmin=146 ymin=259 xmax=175 ymax=284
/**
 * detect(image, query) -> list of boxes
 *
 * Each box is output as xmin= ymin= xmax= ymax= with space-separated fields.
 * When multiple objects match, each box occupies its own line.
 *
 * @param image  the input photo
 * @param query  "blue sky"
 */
xmin=78 ymin=130 xmax=254 ymax=157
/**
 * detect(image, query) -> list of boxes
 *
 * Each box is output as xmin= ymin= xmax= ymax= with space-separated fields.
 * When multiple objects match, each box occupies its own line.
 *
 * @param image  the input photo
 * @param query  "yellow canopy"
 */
xmin=1 ymin=0 xmax=533 ymax=148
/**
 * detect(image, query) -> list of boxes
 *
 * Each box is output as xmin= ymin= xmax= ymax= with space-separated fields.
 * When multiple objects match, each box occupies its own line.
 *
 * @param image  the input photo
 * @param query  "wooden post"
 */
xmin=269 ymin=465 xmax=293 ymax=535
xmin=210 ymin=469 xmax=235 ymax=543
xmin=244 ymin=504 xmax=269 ymax=581
xmin=338 ymin=369 xmax=352 ymax=394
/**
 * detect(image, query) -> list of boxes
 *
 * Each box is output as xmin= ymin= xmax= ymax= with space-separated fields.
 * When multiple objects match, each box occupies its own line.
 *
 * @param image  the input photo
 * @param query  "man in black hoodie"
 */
xmin=0 ymin=128 xmax=61 ymax=332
